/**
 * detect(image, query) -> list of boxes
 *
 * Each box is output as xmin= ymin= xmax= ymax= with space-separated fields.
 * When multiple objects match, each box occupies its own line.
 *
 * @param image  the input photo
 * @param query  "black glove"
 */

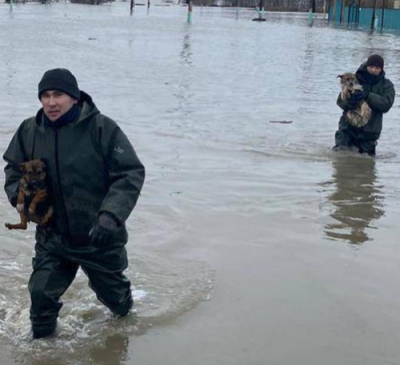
xmin=90 ymin=212 xmax=118 ymax=246
xmin=350 ymin=90 xmax=367 ymax=104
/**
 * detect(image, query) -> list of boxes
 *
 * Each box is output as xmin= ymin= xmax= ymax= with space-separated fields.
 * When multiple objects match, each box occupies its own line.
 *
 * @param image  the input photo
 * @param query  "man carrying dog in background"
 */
xmin=3 ymin=68 xmax=145 ymax=339
xmin=333 ymin=54 xmax=395 ymax=156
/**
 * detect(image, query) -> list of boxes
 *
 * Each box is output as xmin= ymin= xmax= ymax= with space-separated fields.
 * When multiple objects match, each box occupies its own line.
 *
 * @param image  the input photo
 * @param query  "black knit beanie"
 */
xmin=38 ymin=68 xmax=80 ymax=100
xmin=366 ymin=54 xmax=384 ymax=69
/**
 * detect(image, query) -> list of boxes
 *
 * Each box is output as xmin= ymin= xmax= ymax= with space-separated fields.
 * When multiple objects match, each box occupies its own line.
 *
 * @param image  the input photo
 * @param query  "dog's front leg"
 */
xmin=28 ymin=190 xmax=47 ymax=216
xmin=5 ymin=211 xmax=28 ymax=230
xmin=16 ymin=188 xmax=25 ymax=213
xmin=4 ymin=187 xmax=28 ymax=229
xmin=39 ymin=206 xmax=53 ymax=226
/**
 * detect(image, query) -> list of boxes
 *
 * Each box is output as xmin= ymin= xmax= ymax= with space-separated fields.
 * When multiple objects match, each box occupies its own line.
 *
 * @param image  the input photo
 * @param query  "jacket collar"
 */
xmin=356 ymin=62 xmax=385 ymax=85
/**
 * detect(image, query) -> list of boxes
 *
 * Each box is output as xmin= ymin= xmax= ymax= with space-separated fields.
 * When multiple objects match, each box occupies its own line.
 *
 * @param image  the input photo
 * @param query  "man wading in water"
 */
xmin=3 ymin=68 xmax=145 ymax=339
xmin=333 ymin=54 xmax=395 ymax=156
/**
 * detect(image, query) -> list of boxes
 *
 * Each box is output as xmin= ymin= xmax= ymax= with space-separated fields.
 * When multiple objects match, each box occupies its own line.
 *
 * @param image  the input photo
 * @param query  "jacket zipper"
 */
xmin=55 ymin=129 xmax=71 ymax=235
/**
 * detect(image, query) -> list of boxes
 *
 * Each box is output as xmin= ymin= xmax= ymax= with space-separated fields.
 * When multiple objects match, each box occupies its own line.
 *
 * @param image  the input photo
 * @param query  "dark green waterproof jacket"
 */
xmin=3 ymin=91 xmax=145 ymax=239
xmin=337 ymin=62 xmax=395 ymax=140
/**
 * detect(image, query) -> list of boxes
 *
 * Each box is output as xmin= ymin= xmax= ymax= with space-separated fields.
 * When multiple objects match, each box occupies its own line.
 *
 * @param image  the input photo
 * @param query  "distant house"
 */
xmin=328 ymin=0 xmax=400 ymax=31
xmin=191 ymin=0 xmax=325 ymax=11
xmin=70 ymin=0 xmax=114 ymax=3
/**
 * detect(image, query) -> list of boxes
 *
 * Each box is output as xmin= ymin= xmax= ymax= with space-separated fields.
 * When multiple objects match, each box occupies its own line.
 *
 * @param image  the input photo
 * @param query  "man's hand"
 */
xmin=350 ymin=90 xmax=367 ymax=104
xmin=90 ymin=212 xmax=118 ymax=246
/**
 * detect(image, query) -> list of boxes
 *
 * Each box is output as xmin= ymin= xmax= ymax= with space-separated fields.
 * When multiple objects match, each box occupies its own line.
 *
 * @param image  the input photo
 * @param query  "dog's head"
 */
xmin=20 ymin=159 xmax=47 ymax=187
xmin=337 ymin=73 xmax=360 ymax=92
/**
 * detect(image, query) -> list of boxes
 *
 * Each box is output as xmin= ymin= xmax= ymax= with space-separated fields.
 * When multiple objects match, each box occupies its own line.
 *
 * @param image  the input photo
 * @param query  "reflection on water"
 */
xmin=171 ymin=27 xmax=194 ymax=127
xmin=325 ymin=156 xmax=385 ymax=245
xmin=15 ymin=315 xmax=137 ymax=365
xmin=89 ymin=334 xmax=128 ymax=365
xmin=180 ymin=32 xmax=192 ymax=66
xmin=27 ymin=334 xmax=129 ymax=365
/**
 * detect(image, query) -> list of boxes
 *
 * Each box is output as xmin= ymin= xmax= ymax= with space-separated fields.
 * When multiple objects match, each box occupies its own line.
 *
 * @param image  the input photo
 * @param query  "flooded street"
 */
xmin=1 ymin=3 xmax=400 ymax=364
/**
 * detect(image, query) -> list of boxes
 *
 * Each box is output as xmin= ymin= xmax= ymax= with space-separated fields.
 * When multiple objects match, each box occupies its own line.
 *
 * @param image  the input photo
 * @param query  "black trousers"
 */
xmin=29 ymin=228 xmax=133 ymax=338
xmin=334 ymin=121 xmax=378 ymax=156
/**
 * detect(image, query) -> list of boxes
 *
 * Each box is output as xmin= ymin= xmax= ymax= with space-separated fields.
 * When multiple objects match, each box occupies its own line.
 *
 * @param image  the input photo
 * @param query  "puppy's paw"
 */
xmin=16 ymin=204 xmax=23 ymax=213
xmin=39 ymin=217 xmax=49 ymax=226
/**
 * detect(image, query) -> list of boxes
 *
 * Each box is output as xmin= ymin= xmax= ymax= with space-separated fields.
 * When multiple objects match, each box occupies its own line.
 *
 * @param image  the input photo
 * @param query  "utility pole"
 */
xmin=308 ymin=0 xmax=316 ymax=25
xmin=340 ymin=0 xmax=346 ymax=23
xmin=370 ymin=0 xmax=377 ymax=31
xmin=381 ymin=0 xmax=386 ymax=31
xmin=355 ymin=0 xmax=361 ymax=27
xmin=332 ymin=0 xmax=337 ymax=21
xmin=311 ymin=0 xmax=316 ymax=13
xmin=130 ymin=0 xmax=134 ymax=15
xmin=347 ymin=0 xmax=352 ymax=26
xmin=252 ymin=0 xmax=266 ymax=21
xmin=187 ymin=0 xmax=193 ymax=23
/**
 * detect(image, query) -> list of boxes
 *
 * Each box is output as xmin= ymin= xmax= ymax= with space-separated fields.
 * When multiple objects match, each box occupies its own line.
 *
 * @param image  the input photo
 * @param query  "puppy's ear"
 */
xmin=337 ymin=75 xmax=343 ymax=79
xmin=19 ymin=162 xmax=26 ymax=172
xmin=39 ymin=158 xmax=47 ymax=167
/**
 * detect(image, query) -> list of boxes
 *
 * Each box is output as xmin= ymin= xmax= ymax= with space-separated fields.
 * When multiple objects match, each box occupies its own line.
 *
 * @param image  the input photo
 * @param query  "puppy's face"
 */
xmin=20 ymin=159 xmax=46 ymax=187
xmin=338 ymin=73 xmax=359 ymax=91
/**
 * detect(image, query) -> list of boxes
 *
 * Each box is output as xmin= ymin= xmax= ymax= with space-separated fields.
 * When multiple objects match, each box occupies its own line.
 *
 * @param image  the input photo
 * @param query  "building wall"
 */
xmin=328 ymin=1 xmax=400 ymax=30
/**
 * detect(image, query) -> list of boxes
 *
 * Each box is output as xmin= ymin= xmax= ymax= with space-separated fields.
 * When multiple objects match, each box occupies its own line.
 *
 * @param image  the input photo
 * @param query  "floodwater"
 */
xmin=0 ymin=3 xmax=400 ymax=364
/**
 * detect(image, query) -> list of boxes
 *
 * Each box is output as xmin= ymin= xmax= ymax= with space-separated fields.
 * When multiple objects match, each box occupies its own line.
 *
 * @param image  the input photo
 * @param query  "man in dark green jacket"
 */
xmin=333 ymin=54 xmax=395 ymax=155
xmin=3 ymin=69 xmax=145 ymax=339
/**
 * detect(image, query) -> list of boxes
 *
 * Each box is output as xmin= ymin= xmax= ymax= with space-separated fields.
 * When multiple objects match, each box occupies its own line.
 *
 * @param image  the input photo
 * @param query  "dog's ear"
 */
xmin=337 ymin=74 xmax=343 ymax=79
xmin=39 ymin=158 xmax=47 ymax=168
xmin=19 ymin=162 xmax=27 ymax=172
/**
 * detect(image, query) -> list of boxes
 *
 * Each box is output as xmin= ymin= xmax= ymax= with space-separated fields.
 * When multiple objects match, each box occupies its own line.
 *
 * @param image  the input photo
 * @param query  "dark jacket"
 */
xmin=3 ymin=91 xmax=145 ymax=239
xmin=337 ymin=62 xmax=395 ymax=140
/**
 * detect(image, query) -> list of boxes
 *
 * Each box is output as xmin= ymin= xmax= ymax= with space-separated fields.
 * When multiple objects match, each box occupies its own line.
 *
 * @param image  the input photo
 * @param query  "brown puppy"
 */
xmin=5 ymin=159 xmax=53 ymax=230
xmin=338 ymin=73 xmax=371 ymax=128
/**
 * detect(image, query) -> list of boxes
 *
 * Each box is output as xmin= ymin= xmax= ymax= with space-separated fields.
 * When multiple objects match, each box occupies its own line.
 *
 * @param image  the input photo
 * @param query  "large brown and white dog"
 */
xmin=338 ymin=73 xmax=371 ymax=128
